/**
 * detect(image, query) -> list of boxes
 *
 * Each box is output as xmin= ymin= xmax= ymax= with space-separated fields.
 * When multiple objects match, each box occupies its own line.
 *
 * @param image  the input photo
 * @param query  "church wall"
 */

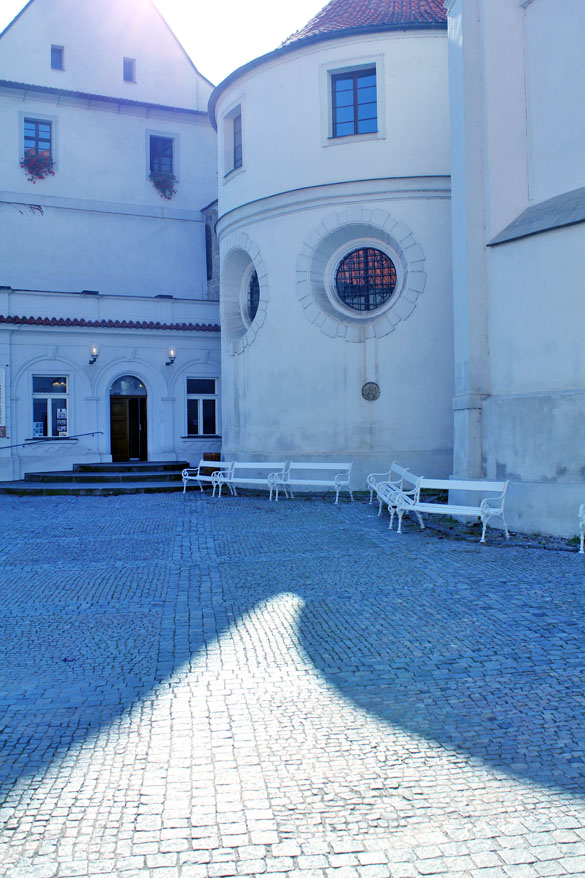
xmin=215 ymin=28 xmax=453 ymax=490
xmin=215 ymin=31 xmax=449 ymax=216
xmin=219 ymin=191 xmax=454 ymax=487
xmin=446 ymin=0 xmax=585 ymax=536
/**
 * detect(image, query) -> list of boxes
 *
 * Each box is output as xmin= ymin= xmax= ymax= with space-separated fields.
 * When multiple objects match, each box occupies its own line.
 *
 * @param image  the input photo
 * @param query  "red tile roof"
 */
xmin=283 ymin=0 xmax=447 ymax=45
xmin=0 ymin=315 xmax=220 ymax=332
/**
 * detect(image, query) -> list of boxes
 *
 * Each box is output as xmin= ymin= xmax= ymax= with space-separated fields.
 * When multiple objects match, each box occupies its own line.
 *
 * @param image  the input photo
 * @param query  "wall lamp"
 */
xmin=166 ymin=347 xmax=176 ymax=366
xmin=88 ymin=345 xmax=99 ymax=365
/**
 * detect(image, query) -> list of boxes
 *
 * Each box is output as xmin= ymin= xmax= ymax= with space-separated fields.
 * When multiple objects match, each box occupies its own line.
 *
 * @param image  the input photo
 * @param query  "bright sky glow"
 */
xmin=0 ymin=0 xmax=327 ymax=85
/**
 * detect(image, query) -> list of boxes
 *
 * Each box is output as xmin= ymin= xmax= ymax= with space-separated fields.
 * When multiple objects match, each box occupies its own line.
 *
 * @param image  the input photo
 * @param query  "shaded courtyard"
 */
xmin=1 ymin=491 xmax=585 ymax=877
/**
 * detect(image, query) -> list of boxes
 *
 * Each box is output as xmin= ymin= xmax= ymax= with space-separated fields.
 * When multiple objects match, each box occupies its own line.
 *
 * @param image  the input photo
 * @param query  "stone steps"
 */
xmin=0 ymin=460 xmax=193 ymax=495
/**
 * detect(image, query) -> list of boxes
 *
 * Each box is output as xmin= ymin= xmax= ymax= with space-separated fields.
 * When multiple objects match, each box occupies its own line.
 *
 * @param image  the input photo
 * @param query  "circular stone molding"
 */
xmin=296 ymin=207 xmax=426 ymax=343
xmin=220 ymin=231 xmax=269 ymax=356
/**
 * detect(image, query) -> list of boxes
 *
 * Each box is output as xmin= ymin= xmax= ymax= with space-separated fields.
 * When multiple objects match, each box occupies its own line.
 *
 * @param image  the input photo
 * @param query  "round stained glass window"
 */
xmin=247 ymin=269 xmax=260 ymax=323
xmin=335 ymin=247 xmax=397 ymax=312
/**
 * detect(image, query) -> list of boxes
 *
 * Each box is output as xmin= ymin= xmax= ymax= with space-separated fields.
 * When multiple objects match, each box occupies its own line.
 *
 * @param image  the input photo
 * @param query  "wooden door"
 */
xmin=110 ymin=397 xmax=147 ymax=462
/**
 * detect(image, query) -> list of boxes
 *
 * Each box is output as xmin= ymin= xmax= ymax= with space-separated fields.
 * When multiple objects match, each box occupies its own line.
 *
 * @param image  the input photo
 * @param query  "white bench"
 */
xmin=367 ymin=462 xmax=417 ymax=526
xmin=216 ymin=461 xmax=287 ymax=501
xmin=579 ymin=503 xmax=585 ymax=554
xmin=182 ymin=460 xmax=233 ymax=496
xmin=274 ymin=462 xmax=353 ymax=504
xmin=396 ymin=476 xmax=510 ymax=543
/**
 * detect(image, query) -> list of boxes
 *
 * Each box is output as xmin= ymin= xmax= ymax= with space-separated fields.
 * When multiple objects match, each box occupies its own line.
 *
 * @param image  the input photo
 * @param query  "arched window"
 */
xmin=247 ymin=269 xmax=260 ymax=323
xmin=335 ymin=247 xmax=397 ymax=312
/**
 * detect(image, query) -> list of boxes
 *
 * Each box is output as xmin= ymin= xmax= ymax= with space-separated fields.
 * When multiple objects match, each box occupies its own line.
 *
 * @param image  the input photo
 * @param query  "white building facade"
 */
xmin=0 ymin=0 xmax=221 ymax=480
xmin=446 ymin=0 xmax=585 ymax=535
xmin=211 ymin=2 xmax=454 ymax=487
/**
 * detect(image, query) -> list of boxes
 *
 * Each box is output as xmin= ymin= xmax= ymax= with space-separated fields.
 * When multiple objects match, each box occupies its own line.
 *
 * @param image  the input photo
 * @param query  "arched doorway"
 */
xmin=109 ymin=375 xmax=147 ymax=462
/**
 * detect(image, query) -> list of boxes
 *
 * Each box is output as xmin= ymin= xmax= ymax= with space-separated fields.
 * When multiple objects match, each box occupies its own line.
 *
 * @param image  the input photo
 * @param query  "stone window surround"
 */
xmin=296 ymin=206 xmax=426 ymax=343
xmin=220 ymin=231 xmax=269 ymax=356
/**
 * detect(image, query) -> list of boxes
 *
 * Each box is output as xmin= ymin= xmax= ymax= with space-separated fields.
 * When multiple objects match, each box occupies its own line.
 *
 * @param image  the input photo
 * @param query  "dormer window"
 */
xmin=123 ymin=57 xmax=136 ymax=83
xmin=51 ymin=45 xmax=64 ymax=70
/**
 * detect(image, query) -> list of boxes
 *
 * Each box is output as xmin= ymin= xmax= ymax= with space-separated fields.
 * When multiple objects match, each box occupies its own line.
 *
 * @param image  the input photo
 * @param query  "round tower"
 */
xmin=210 ymin=0 xmax=453 ymax=484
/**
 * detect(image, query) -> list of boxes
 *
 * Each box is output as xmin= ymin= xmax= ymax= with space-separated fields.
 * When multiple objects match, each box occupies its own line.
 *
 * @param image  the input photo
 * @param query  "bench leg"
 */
xmin=388 ymin=505 xmax=395 ymax=530
xmin=580 ymin=532 xmax=584 ymax=554
xmin=349 ymin=489 xmax=354 ymax=502
xmin=415 ymin=510 xmax=425 ymax=530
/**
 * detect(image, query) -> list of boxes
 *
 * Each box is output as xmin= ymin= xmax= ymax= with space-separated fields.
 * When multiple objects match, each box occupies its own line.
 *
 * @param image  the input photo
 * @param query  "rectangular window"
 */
xmin=233 ymin=112 xmax=242 ymax=169
xmin=186 ymin=378 xmax=217 ymax=436
xmin=150 ymin=135 xmax=174 ymax=174
xmin=332 ymin=68 xmax=377 ymax=138
xmin=123 ymin=57 xmax=136 ymax=82
xmin=32 ymin=376 xmax=68 ymax=437
xmin=51 ymin=45 xmax=64 ymax=70
xmin=24 ymin=118 xmax=52 ymax=156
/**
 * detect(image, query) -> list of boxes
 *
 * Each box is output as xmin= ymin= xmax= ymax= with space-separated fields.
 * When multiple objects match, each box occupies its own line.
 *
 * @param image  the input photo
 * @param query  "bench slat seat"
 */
xmin=275 ymin=462 xmax=353 ymax=504
xmin=217 ymin=461 xmax=287 ymax=501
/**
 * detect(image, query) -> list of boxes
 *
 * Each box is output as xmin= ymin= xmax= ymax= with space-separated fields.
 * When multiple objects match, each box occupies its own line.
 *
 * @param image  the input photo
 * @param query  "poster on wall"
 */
xmin=0 ymin=368 xmax=6 ymax=438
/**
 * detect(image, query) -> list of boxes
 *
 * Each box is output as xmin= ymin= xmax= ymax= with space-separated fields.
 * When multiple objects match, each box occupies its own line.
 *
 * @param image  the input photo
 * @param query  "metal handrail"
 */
xmin=0 ymin=431 xmax=104 ymax=451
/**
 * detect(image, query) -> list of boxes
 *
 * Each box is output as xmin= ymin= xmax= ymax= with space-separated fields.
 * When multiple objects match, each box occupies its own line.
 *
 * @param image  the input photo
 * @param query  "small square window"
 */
xmin=51 ymin=45 xmax=64 ymax=70
xmin=123 ymin=57 xmax=136 ymax=82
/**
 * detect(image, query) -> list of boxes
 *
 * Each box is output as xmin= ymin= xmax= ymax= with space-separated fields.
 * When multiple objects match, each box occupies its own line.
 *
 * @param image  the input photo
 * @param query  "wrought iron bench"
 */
xmin=395 ymin=476 xmax=510 ymax=543
xmin=367 ymin=461 xmax=413 ymax=520
xmin=182 ymin=460 xmax=233 ymax=496
xmin=274 ymin=461 xmax=353 ymax=504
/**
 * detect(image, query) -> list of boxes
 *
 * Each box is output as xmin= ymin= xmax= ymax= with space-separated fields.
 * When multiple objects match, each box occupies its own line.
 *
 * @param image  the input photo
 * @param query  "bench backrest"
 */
xmin=197 ymin=460 xmax=232 ymax=470
xmin=288 ymin=462 xmax=352 ymax=474
xmin=420 ymin=478 xmax=508 ymax=495
xmin=232 ymin=461 xmax=286 ymax=472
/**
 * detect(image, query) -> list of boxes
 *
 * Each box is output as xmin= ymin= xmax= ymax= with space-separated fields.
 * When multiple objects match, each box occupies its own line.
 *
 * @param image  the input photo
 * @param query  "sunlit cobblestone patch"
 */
xmin=1 ymin=492 xmax=584 ymax=877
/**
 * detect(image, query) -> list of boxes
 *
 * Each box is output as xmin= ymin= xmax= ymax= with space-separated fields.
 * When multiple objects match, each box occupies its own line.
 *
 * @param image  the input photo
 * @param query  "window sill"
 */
xmin=181 ymin=435 xmax=222 ymax=440
xmin=324 ymin=131 xmax=384 ymax=147
xmin=223 ymin=165 xmax=245 ymax=183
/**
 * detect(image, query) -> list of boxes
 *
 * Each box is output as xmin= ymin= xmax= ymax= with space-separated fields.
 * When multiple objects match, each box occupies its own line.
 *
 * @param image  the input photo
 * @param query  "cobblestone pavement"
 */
xmin=1 ymin=492 xmax=585 ymax=878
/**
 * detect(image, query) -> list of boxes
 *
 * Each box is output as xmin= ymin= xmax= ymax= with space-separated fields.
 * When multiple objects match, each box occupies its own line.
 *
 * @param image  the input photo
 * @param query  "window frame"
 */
xmin=325 ymin=237 xmax=404 ymax=321
xmin=20 ymin=112 xmax=58 ymax=168
xmin=222 ymin=101 xmax=245 ymax=179
xmin=145 ymin=130 xmax=179 ymax=181
xmin=31 ymin=375 xmax=69 ymax=438
xmin=186 ymin=378 xmax=219 ymax=437
xmin=149 ymin=135 xmax=174 ymax=175
xmin=331 ymin=67 xmax=377 ymax=138
xmin=320 ymin=56 xmax=385 ymax=147
xmin=50 ymin=45 xmax=64 ymax=71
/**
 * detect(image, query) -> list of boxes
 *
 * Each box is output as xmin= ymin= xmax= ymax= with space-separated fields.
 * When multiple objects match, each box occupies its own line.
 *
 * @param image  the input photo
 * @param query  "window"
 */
xmin=51 ymin=45 xmax=64 ymax=70
xmin=150 ymin=135 xmax=173 ymax=174
xmin=205 ymin=225 xmax=213 ymax=281
xmin=24 ymin=118 xmax=52 ymax=157
xmin=32 ymin=376 xmax=68 ymax=437
xmin=223 ymin=104 xmax=243 ymax=175
xmin=233 ymin=112 xmax=242 ymax=170
xmin=332 ymin=68 xmax=377 ymax=138
xmin=335 ymin=248 xmax=397 ymax=312
xmin=247 ymin=269 xmax=259 ymax=323
xmin=186 ymin=379 xmax=218 ymax=436
xmin=123 ymin=57 xmax=136 ymax=82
